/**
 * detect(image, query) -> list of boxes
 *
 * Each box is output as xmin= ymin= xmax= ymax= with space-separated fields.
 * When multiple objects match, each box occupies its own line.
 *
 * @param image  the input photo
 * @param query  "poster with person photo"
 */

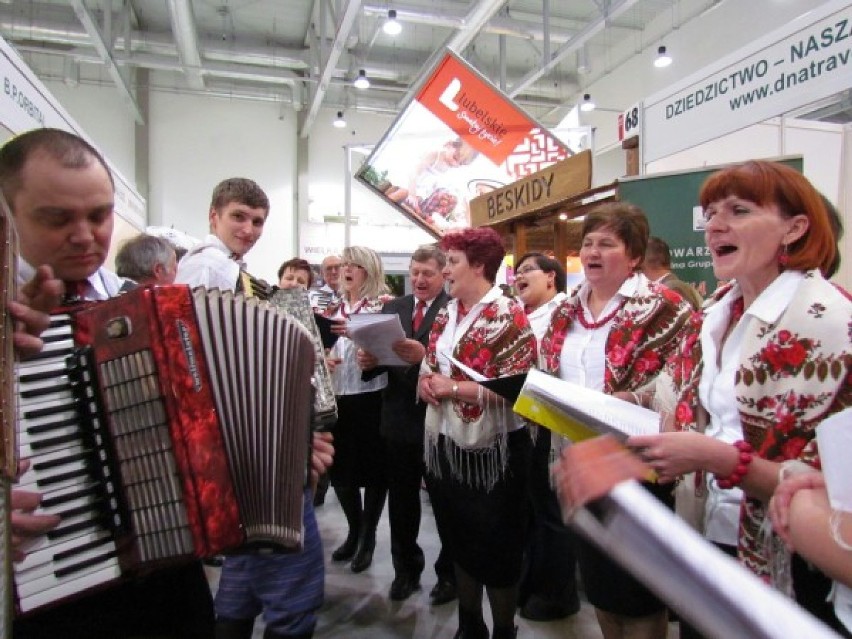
xmin=357 ymin=50 xmax=572 ymax=238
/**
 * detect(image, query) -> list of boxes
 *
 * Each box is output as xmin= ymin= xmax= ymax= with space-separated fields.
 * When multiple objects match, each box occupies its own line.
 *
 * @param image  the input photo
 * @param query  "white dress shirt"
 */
xmin=175 ymin=234 xmax=241 ymax=291
xmin=17 ymin=258 xmax=123 ymax=301
xmin=526 ymin=291 xmax=567 ymax=342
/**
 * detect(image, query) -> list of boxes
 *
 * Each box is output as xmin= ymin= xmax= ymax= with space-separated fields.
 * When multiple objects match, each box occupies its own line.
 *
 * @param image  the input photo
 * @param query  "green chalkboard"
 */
xmin=617 ymin=157 xmax=803 ymax=298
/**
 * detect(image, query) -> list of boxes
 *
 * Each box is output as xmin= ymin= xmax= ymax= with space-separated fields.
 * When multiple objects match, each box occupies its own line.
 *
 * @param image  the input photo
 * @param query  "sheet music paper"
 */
xmin=816 ymin=408 xmax=852 ymax=632
xmin=816 ymin=408 xmax=852 ymax=513
xmin=570 ymin=480 xmax=842 ymax=639
xmin=514 ymin=369 xmax=660 ymax=442
xmin=346 ymin=313 xmax=407 ymax=366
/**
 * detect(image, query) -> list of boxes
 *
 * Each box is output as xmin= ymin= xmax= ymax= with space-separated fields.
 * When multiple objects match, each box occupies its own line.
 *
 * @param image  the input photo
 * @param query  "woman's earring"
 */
xmin=777 ymin=243 xmax=789 ymax=268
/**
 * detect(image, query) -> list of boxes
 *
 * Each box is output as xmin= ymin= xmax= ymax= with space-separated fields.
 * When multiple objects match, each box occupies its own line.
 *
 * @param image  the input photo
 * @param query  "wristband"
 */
xmin=452 ymin=383 xmax=459 ymax=400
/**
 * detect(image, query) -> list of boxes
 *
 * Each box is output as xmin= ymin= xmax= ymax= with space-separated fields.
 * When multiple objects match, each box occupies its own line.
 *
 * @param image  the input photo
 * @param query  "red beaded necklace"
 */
xmin=575 ymin=298 xmax=626 ymax=330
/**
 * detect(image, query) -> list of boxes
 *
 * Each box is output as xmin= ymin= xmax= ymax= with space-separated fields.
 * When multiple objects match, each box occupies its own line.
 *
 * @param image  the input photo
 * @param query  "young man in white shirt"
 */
xmin=175 ymin=177 xmax=269 ymax=289
xmin=176 ymin=177 xmax=333 ymax=639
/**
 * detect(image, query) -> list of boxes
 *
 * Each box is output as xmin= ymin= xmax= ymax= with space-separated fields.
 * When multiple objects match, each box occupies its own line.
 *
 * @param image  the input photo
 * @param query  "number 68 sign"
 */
xmin=618 ymin=103 xmax=641 ymax=142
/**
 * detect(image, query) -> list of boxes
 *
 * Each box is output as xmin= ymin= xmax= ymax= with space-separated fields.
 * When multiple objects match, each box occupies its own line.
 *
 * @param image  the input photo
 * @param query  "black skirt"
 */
xmin=427 ymin=429 xmax=532 ymax=587
xmin=576 ymin=481 xmax=673 ymax=617
xmin=329 ymin=391 xmax=387 ymax=488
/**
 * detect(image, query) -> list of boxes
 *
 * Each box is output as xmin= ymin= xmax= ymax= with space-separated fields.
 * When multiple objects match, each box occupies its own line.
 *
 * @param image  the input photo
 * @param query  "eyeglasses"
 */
xmin=342 ymin=261 xmax=365 ymax=269
xmin=515 ymin=265 xmax=541 ymax=276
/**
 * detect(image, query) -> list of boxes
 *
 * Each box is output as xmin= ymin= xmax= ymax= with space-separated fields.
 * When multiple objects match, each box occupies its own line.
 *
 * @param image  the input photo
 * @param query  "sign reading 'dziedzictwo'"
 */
xmin=643 ymin=0 xmax=851 ymax=163
xmin=356 ymin=50 xmax=571 ymax=238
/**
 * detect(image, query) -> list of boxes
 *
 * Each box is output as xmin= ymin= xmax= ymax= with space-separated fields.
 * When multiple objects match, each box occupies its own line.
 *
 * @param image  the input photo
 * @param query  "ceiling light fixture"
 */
xmin=580 ymin=93 xmax=595 ymax=112
xmin=654 ymin=45 xmax=672 ymax=68
xmin=333 ymin=111 xmax=346 ymax=128
xmin=383 ymin=9 xmax=402 ymax=36
xmin=353 ymin=69 xmax=370 ymax=90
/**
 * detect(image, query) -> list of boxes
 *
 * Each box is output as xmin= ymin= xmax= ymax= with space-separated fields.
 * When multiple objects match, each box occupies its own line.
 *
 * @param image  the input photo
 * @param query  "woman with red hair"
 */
xmin=418 ymin=227 xmax=535 ymax=639
xmin=626 ymin=160 xmax=851 ymax=635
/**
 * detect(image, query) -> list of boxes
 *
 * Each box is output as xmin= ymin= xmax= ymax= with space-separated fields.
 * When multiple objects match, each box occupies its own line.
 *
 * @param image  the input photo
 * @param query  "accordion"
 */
xmin=268 ymin=287 xmax=337 ymax=428
xmin=238 ymin=273 xmax=337 ymax=428
xmin=13 ymin=285 xmax=315 ymax=614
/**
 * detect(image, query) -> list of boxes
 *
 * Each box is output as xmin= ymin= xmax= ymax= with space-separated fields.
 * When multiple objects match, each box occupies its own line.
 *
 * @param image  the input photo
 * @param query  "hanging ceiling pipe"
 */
xmin=509 ymin=0 xmax=641 ymax=97
xmin=165 ymin=0 xmax=205 ymax=90
xmin=68 ymin=0 xmax=144 ymax=123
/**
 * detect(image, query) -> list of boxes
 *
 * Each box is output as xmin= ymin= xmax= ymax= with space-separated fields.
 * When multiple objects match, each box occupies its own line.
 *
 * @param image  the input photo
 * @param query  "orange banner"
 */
xmin=417 ymin=55 xmax=533 ymax=165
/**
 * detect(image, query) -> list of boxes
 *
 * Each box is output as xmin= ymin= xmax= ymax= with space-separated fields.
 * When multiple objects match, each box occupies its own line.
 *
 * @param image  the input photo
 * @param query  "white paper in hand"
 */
xmin=347 ymin=313 xmax=407 ymax=366
xmin=816 ymin=407 xmax=852 ymax=512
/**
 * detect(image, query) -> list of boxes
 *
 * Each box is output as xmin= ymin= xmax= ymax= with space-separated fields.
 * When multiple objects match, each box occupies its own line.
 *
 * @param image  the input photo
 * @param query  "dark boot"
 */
xmin=351 ymin=486 xmax=386 ymax=573
xmin=453 ymin=608 xmax=488 ymax=639
xmin=491 ymin=626 xmax=517 ymax=639
xmin=331 ymin=486 xmax=362 ymax=561
xmin=215 ymin=618 xmax=255 ymax=639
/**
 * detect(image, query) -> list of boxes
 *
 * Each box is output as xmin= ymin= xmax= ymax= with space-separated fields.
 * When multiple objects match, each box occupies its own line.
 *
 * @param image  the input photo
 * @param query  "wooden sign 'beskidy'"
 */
xmin=469 ymin=150 xmax=592 ymax=227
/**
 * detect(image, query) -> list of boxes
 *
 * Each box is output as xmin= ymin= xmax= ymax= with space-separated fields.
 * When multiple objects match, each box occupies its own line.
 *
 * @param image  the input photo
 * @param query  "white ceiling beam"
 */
xmin=447 ymin=0 xmax=507 ymax=52
xmin=509 ymin=0 xmax=641 ymax=98
xmin=299 ymin=0 xmax=362 ymax=138
xmin=165 ymin=0 xmax=205 ymax=90
xmin=68 ymin=0 xmax=144 ymax=123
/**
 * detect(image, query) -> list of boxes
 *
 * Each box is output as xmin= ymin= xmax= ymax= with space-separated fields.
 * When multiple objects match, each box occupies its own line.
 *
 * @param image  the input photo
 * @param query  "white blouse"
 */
xmin=329 ymin=298 xmax=388 ymax=396
xmin=558 ymin=277 xmax=637 ymax=391
xmin=699 ymin=271 xmax=804 ymax=545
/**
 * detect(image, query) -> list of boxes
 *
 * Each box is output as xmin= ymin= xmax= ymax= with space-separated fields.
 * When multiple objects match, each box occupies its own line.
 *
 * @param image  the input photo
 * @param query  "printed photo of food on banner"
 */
xmin=357 ymin=49 xmax=573 ymax=238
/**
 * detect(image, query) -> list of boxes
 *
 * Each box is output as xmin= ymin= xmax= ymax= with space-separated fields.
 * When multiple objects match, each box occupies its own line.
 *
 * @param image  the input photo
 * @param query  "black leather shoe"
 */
xmin=389 ymin=574 xmax=421 ymax=601
xmin=331 ymin=535 xmax=358 ymax=562
xmin=429 ymin=579 xmax=457 ymax=605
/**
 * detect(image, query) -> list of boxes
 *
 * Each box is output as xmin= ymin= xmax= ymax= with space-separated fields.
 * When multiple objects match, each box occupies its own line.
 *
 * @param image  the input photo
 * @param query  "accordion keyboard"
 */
xmin=14 ymin=314 xmax=123 ymax=613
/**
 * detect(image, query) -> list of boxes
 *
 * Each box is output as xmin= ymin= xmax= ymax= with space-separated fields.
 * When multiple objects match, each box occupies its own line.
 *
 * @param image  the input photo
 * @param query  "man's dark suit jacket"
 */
xmin=364 ymin=290 xmax=450 ymax=444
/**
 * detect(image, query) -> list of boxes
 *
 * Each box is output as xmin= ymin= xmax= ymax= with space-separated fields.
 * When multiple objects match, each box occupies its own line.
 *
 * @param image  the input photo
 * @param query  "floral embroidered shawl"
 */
xmin=538 ymin=273 xmax=692 ymax=392
xmin=422 ymin=288 xmax=535 ymax=490
xmin=669 ymin=270 xmax=852 ymax=580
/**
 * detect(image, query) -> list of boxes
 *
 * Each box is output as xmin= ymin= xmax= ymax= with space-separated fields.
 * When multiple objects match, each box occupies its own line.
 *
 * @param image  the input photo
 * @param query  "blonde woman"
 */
xmin=325 ymin=246 xmax=393 ymax=573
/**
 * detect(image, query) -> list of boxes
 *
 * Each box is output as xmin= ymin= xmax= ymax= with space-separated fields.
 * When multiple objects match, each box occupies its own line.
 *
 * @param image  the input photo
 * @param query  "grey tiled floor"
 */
xmin=209 ymin=489 xmax=680 ymax=638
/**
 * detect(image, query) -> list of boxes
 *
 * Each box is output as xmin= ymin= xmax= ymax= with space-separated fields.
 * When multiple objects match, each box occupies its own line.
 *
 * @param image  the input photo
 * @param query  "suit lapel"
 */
xmin=414 ymin=291 xmax=448 ymax=341
xmin=400 ymin=296 xmax=415 ymax=337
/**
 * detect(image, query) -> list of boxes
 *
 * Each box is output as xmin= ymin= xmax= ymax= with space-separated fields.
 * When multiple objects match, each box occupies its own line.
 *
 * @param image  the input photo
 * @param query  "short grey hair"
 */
xmin=115 ymin=234 xmax=176 ymax=281
xmin=411 ymin=244 xmax=446 ymax=269
xmin=342 ymin=246 xmax=389 ymax=300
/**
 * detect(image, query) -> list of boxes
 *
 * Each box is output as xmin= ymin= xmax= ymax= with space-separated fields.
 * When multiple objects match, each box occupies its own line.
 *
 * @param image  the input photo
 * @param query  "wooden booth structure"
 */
xmin=468 ymin=150 xmax=617 ymax=266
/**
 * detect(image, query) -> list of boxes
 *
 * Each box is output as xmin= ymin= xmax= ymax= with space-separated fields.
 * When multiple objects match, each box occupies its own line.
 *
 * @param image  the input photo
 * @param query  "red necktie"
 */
xmin=63 ymin=280 xmax=88 ymax=304
xmin=412 ymin=300 xmax=426 ymax=332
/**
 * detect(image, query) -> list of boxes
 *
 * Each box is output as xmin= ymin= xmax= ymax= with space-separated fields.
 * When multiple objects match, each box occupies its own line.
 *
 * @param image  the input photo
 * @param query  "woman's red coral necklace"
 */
xmin=575 ymin=298 xmax=626 ymax=330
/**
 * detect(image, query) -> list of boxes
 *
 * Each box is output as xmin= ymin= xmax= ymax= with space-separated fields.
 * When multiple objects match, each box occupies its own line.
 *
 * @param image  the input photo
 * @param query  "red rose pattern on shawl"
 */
xmin=425 ymin=297 xmax=534 ymax=421
xmin=539 ymin=279 xmax=691 ymax=395
xmin=670 ymin=272 xmax=852 ymax=580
